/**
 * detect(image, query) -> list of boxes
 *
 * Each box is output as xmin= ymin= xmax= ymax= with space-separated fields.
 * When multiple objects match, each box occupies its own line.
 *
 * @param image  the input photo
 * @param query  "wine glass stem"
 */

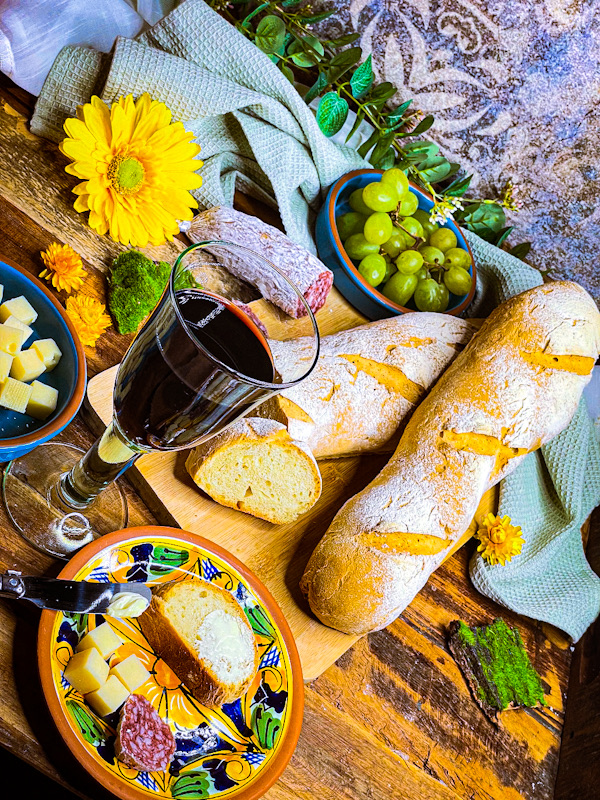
xmin=56 ymin=423 xmax=140 ymax=510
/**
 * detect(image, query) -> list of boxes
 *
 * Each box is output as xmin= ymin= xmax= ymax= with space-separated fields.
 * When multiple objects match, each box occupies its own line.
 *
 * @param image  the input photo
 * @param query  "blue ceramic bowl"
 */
xmin=0 ymin=259 xmax=86 ymax=461
xmin=315 ymin=168 xmax=476 ymax=320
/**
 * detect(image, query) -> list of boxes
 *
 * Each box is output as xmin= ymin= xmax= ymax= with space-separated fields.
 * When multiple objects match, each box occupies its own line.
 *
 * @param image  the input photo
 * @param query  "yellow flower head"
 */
xmin=40 ymin=242 xmax=86 ymax=294
xmin=476 ymin=513 xmax=525 ymax=566
xmin=66 ymin=295 xmax=111 ymax=348
xmin=60 ymin=93 xmax=203 ymax=247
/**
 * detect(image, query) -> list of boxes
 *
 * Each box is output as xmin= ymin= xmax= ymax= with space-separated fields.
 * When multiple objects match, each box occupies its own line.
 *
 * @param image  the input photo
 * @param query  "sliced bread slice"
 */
xmin=139 ymin=579 xmax=258 ymax=708
xmin=185 ymin=417 xmax=322 ymax=524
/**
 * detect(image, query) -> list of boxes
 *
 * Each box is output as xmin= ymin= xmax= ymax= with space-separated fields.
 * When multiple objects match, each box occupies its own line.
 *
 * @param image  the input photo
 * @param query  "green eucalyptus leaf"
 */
xmin=255 ymin=15 xmax=286 ymax=54
xmin=510 ymin=242 xmax=532 ymax=260
xmin=369 ymin=132 xmax=395 ymax=165
xmin=302 ymin=10 xmax=335 ymax=23
xmin=385 ymin=99 xmax=412 ymax=129
xmin=441 ymin=162 xmax=461 ymax=181
xmin=345 ymin=106 xmax=366 ymax=142
xmin=493 ymin=225 xmax=514 ymax=247
xmin=330 ymin=46 xmax=363 ymax=68
xmin=279 ymin=63 xmax=295 ymax=83
xmin=316 ymin=92 xmax=349 ymax=137
xmin=409 ymin=115 xmax=434 ymax=136
xmin=241 ymin=1 xmax=270 ymax=29
xmin=350 ymin=54 xmax=374 ymax=100
xmin=357 ymin=128 xmax=380 ymax=159
xmin=370 ymin=81 xmax=396 ymax=101
xmin=377 ymin=147 xmax=396 ymax=170
xmin=460 ymin=202 xmax=506 ymax=239
xmin=402 ymin=140 xmax=439 ymax=159
xmin=326 ymin=32 xmax=361 ymax=47
xmin=304 ymin=72 xmax=329 ymax=104
xmin=288 ymin=35 xmax=324 ymax=67
xmin=419 ymin=161 xmax=452 ymax=183
xmin=415 ymin=155 xmax=446 ymax=172
xmin=445 ymin=174 xmax=472 ymax=197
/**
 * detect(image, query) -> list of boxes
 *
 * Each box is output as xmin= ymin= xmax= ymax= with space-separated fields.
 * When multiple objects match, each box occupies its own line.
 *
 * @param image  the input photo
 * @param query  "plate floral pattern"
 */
xmin=42 ymin=531 xmax=297 ymax=800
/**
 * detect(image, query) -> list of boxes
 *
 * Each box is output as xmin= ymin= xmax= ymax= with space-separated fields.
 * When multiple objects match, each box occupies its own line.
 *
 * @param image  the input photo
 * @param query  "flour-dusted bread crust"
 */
xmin=139 ymin=580 xmax=259 ymax=707
xmin=185 ymin=418 xmax=322 ymax=524
xmin=300 ymin=282 xmax=600 ymax=635
xmin=262 ymin=313 xmax=478 ymax=458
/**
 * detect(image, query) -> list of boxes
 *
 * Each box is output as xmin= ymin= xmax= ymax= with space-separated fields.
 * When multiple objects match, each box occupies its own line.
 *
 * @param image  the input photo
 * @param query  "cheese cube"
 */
xmin=85 ymin=674 xmax=130 ymax=717
xmin=0 ymin=295 xmax=37 ymax=325
xmin=64 ymin=648 xmax=109 ymax=695
xmin=3 ymin=316 xmax=33 ymax=345
xmin=76 ymin=622 xmax=124 ymax=659
xmin=0 ymin=377 xmax=32 ymax=413
xmin=108 ymin=655 xmax=150 ymax=693
xmin=0 ymin=352 xmax=13 ymax=382
xmin=0 ymin=324 xmax=22 ymax=356
xmin=10 ymin=349 xmax=46 ymax=382
xmin=32 ymin=338 xmax=62 ymax=371
xmin=26 ymin=380 xmax=58 ymax=420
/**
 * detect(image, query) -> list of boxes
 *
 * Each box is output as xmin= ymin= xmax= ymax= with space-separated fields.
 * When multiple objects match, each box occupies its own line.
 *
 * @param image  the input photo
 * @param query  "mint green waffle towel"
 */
xmin=29 ymin=0 xmax=600 ymax=641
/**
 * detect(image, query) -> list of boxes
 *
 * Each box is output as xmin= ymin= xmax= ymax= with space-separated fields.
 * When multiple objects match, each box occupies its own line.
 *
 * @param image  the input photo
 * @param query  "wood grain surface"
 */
xmin=0 ymin=74 xmax=580 ymax=800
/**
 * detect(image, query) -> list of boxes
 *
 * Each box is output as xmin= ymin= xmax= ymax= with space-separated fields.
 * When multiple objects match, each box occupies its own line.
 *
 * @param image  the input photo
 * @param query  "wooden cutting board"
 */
xmin=85 ymin=289 xmax=495 ymax=682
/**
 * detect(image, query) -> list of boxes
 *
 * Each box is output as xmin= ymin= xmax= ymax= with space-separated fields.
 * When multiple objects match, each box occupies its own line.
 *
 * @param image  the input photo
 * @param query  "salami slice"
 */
xmin=187 ymin=206 xmax=333 ymax=318
xmin=115 ymin=694 xmax=176 ymax=772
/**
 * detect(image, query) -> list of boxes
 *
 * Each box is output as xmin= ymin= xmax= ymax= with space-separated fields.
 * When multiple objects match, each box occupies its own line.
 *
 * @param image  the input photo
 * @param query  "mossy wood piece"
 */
xmin=447 ymin=618 xmax=548 ymax=723
xmin=108 ymin=250 xmax=171 ymax=334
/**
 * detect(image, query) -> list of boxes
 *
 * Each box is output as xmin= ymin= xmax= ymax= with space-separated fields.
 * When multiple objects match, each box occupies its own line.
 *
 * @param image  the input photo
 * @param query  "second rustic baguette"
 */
xmin=300 ymin=281 xmax=600 ymax=635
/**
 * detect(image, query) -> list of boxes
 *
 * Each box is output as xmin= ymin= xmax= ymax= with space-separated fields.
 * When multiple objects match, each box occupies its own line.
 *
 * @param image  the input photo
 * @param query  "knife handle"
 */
xmin=0 ymin=571 xmax=26 ymax=600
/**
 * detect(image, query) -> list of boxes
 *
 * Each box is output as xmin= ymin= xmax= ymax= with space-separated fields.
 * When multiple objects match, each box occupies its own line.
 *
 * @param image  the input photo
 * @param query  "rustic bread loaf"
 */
xmin=261 ymin=313 xmax=479 ymax=458
xmin=300 ymin=282 xmax=600 ymax=635
xmin=139 ymin=580 xmax=258 ymax=707
xmin=185 ymin=418 xmax=322 ymax=523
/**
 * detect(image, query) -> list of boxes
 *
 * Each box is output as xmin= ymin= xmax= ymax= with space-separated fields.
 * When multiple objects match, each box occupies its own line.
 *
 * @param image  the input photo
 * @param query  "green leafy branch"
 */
xmin=209 ymin=0 xmax=530 ymax=258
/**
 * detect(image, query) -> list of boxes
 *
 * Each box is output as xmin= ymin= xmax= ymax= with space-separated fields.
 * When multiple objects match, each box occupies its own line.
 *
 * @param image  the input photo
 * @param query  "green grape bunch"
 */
xmin=336 ymin=169 xmax=474 ymax=312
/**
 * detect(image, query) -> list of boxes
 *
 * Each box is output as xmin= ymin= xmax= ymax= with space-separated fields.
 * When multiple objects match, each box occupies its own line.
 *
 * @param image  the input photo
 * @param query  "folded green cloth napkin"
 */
xmin=30 ymin=0 xmax=364 ymax=254
xmin=30 ymin=0 xmax=600 ymax=641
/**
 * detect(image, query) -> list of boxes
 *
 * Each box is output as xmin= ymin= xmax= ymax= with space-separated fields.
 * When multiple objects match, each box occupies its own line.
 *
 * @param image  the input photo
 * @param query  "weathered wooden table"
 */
xmin=0 ymin=74 xmax=597 ymax=800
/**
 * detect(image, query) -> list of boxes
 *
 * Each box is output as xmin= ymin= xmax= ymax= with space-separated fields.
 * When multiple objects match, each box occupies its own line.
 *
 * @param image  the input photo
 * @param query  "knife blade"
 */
xmin=0 ymin=571 xmax=153 ymax=614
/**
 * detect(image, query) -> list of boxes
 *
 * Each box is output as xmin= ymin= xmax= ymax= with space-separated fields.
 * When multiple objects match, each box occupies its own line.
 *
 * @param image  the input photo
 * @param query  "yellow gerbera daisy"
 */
xmin=66 ymin=295 xmax=111 ymax=348
xmin=476 ymin=512 xmax=525 ymax=566
xmin=60 ymin=93 xmax=203 ymax=247
xmin=40 ymin=242 xmax=87 ymax=293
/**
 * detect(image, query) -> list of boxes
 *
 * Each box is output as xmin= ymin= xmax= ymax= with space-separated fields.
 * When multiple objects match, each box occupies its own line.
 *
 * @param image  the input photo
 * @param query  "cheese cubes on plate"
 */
xmin=0 ymin=285 xmax=62 ymax=420
xmin=65 ymin=621 xmax=151 ymax=717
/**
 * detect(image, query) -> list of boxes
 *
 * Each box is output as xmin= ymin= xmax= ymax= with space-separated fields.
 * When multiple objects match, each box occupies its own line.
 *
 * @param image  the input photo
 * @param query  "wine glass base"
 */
xmin=2 ymin=442 xmax=128 ymax=560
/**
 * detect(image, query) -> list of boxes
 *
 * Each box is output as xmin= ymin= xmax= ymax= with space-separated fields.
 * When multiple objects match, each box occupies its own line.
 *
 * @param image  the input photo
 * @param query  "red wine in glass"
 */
xmin=114 ymin=289 xmax=279 ymax=450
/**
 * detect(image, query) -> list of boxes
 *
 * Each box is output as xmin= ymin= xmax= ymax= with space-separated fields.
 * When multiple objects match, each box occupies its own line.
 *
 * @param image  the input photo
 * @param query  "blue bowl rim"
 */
xmin=0 ymin=257 xmax=87 ymax=446
xmin=325 ymin=168 xmax=477 ymax=316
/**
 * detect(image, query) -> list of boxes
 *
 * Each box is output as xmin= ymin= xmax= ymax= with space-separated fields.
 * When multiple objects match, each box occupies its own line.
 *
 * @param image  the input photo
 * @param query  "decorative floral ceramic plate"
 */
xmin=38 ymin=527 xmax=304 ymax=800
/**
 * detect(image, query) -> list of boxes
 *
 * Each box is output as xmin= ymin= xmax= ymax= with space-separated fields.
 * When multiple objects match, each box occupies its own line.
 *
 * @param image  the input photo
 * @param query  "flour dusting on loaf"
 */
xmin=300 ymin=282 xmax=600 ymax=634
xmin=265 ymin=313 xmax=478 ymax=458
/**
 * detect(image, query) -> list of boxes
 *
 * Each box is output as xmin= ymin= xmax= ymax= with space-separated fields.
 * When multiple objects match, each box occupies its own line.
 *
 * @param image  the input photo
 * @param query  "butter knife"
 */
xmin=0 ymin=570 xmax=152 ymax=614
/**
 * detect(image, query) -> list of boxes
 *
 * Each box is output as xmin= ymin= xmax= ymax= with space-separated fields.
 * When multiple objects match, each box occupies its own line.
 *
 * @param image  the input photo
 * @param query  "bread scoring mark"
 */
xmin=440 ymin=429 xmax=529 ymax=460
xmin=521 ymin=351 xmax=594 ymax=375
xmin=278 ymin=396 xmax=314 ymax=424
xmin=361 ymin=531 xmax=450 ymax=556
xmin=339 ymin=354 xmax=425 ymax=404
xmin=396 ymin=337 xmax=435 ymax=348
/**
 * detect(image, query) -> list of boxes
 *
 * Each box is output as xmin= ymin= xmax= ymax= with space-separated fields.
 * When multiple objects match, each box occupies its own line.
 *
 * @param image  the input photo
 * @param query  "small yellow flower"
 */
xmin=65 ymin=295 xmax=111 ymax=348
xmin=476 ymin=513 xmax=525 ymax=566
xmin=40 ymin=242 xmax=87 ymax=294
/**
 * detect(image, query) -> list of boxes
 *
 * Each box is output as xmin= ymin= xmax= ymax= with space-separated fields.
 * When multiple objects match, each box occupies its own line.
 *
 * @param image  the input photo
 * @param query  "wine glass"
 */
xmin=2 ymin=241 xmax=320 ymax=558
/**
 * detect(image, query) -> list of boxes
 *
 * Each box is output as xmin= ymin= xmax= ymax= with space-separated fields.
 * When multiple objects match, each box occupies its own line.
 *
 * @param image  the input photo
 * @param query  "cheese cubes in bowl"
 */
xmin=0 ymin=258 xmax=86 ymax=461
xmin=0 ymin=288 xmax=61 ymax=420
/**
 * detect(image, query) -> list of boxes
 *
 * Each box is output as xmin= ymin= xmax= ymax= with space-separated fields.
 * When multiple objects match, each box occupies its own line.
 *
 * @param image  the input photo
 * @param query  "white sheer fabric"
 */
xmin=0 ymin=0 xmax=179 ymax=95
